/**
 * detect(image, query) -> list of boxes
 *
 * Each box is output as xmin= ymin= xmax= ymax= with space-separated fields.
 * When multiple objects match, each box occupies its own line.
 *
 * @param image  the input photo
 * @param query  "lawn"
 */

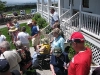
xmin=5 ymin=8 xmax=35 ymax=15
xmin=0 ymin=23 xmax=31 ymax=49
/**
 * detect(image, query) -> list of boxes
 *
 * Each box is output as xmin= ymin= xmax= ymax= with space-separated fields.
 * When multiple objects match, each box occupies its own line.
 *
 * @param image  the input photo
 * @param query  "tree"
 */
xmin=0 ymin=0 xmax=6 ymax=11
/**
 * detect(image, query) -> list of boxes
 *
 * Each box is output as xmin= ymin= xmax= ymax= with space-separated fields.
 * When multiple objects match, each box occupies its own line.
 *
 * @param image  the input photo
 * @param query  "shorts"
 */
xmin=32 ymin=37 xmax=38 ymax=46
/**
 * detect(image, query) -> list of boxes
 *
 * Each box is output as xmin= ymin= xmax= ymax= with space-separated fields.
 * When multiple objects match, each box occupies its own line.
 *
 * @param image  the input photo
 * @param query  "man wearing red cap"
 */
xmin=68 ymin=32 xmax=92 ymax=75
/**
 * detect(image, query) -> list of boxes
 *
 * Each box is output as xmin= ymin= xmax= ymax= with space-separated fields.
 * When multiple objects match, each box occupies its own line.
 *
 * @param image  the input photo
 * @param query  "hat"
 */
xmin=9 ymin=26 xmax=18 ymax=32
xmin=70 ymin=32 xmax=85 ymax=41
xmin=0 ymin=59 xmax=10 ymax=72
xmin=11 ymin=70 xmax=21 ymax=75
xmin=53 ymin=47 xmax=62 ymax=55
xmin=27 ymin=20 xmax=32 ymax=25
xmin=15 ymin=40 xmax=22 ymax=47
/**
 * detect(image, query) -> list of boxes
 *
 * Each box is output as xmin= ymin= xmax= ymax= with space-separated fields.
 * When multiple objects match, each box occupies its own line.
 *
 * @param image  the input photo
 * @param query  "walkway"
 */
xmin=0 ymin=19 xmax=31 ymax=29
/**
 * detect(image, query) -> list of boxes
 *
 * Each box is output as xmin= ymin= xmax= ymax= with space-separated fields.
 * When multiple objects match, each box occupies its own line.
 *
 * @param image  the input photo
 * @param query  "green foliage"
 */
xmin=68 ymin=42 xmax=91 ymax=60
xmin=0 ymin=0 xmax=6 ymax=11
xmin=32 ymin=13 xmax=48 ymax=29
xmin=68 ymin=46 xmax=75 ymax=60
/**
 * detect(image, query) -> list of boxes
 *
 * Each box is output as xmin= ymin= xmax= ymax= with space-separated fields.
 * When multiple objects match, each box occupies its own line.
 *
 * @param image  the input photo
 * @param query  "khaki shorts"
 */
xmin=32 ymin=37 xmax=38 ymax=46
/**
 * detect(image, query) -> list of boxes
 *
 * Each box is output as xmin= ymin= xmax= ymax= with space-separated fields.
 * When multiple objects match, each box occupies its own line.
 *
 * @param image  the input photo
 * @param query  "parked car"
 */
xmin=20 ymin=10 xmax=25 ymax=15
xmin=31 ymin=9 xmax=37 ymax=15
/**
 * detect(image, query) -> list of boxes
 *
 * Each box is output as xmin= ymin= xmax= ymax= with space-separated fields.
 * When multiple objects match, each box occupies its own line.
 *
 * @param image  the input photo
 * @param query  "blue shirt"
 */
xmin=50 ymin=52 xmax=69 ymax=75
xmin=51 ymin=36 xmax=65 ymax=52
xmin=31 ymin=26 xmax=38 ymax=36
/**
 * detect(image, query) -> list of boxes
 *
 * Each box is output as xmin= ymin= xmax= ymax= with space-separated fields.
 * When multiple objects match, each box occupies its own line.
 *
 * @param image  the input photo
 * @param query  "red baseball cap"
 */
xmin=70 ymin=32 xmax=85 ymax=41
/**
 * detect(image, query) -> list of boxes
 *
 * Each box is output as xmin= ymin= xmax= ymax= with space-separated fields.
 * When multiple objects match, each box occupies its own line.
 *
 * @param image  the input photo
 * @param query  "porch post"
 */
xmin=70 ymin=0 xmax=73 ymax=17
xmin=37 ymin=0 xmax=40 ymax=12
xmin=47 ymin=0 xmax=51 ymax=23
xmin=79 ymin=0 xmax=82 ymax=31
xmin=58 ymin=0 xmax=61 ymax=17
xmin=41 ymin=0 xmax=44 ymax=16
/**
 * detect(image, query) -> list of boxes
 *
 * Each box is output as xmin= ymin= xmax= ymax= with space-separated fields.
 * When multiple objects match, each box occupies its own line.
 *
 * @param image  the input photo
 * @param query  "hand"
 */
xmin=52 ymin=72 xmax=56 ymax=75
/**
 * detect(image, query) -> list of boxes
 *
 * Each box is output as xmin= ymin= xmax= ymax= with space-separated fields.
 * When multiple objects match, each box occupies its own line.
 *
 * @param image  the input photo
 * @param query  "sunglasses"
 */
xmin=67 ymin=39 xmax=85 ymax=44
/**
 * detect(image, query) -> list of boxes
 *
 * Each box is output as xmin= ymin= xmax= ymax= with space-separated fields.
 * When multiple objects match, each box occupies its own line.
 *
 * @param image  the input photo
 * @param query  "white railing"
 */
xmin=61 ymin=8 xmax=69 ymax=15
xmin=60 ymin=12 xmax=79 ymax=40
xmin=81 ymin=11 xmax=100 ymax=39
xmin=43 ymin=5 xmax=48 ymax=13
xmin=60 ymin=9 xmax=71 ymax=22
xmin=38 ymin=4 xmax=42 ymax=11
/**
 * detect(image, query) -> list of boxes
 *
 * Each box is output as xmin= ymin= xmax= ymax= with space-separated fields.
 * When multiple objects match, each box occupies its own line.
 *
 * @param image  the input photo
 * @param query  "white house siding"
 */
xmin=63 ymin=0 xmax=100 ymax=15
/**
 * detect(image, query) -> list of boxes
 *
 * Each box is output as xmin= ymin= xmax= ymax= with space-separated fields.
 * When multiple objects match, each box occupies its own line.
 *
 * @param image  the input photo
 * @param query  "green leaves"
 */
xmin=32 ymin=13 xmax=48 ymax=29
xmin=0 ymin=0 xmax=6 ymax=11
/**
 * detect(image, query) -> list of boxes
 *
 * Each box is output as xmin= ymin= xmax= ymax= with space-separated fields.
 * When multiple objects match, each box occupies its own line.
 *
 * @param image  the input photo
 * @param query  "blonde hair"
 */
xmin=41 ymin=38 xmax=49 ymax=44
xmin=13 ymin=19 xmax=17 ymax=23
xmin=53 ymin=28 xmax=61 ymax=35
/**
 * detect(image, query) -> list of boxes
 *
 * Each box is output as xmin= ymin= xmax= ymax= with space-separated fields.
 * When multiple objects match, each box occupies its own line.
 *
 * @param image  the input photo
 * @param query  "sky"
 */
xmin=1 ymin=0 xmax=37 ymax=4
xmin=1 ymin=0 xmax=58 ymax=4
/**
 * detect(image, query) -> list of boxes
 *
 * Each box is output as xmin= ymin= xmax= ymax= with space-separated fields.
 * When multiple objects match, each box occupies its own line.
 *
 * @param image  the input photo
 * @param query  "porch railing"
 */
xmin=81 ymin=11 xmax=100 ymax=39
xmin=60 ymin=9 xmax=71 ymax=22
xmin=60 ymin=12 xmax=79 ymax=40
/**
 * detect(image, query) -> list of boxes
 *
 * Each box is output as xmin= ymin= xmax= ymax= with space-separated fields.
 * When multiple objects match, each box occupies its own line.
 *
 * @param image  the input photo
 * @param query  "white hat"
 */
xmin=27 ymin=20 xmax=32 ymax=25
xmin=15 ymin=40 xmax=22 ymax=46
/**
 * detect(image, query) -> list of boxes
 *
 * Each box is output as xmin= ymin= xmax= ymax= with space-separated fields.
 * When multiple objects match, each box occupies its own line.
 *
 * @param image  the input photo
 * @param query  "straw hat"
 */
xmin=9 ymin=26 xmax=18 ymax=32
xmin=41 ymin=38 xmax=49 ymax=44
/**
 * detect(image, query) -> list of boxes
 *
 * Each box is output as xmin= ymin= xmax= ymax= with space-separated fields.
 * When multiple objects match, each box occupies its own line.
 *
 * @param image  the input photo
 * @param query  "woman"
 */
xmin=51 ymin=28 xmax=65 ymax=53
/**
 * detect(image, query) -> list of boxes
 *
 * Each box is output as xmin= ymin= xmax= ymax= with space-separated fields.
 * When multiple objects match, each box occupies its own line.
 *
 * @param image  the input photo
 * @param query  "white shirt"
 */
xmin=0 ymin=35 xmax=6 ymax=44
xmin=17 ymin=32 xmax=30 ymax=44
xmin=51 ymin=12 xmax=59 ymax=27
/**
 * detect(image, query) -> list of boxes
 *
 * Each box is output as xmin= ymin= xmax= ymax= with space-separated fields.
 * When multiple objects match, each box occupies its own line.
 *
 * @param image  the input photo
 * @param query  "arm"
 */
xmin=50 ymin=64 xmax=56 ymax=75
xmin=32 ymin=34 xmax=38 ymax=38
xmin=39 ymin=46 xmax=46 ymax=52
xmin=60 ymin=39 xmax=65 ymax=52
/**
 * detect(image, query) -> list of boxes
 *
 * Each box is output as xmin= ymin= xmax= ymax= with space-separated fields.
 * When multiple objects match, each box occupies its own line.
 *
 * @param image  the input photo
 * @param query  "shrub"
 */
xmin=32 ymin=13 xmax=48 ymax=29
xmin=68 ymin=42 xmax=91 ymax=60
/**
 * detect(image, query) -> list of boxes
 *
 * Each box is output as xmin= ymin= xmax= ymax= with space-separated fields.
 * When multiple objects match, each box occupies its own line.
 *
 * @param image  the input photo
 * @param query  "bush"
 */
xmin=32 ymin=13 xmax=48 ymax=29
xmin=68 ymin=42 xmax=91 ymax=60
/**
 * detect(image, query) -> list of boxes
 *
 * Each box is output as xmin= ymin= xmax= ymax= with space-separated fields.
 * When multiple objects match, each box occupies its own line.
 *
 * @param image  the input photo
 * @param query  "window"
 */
xmin=69 ymin=0 xmax=74 ymax=6
xmin=82 ymin=0 xmax=89 ymax=8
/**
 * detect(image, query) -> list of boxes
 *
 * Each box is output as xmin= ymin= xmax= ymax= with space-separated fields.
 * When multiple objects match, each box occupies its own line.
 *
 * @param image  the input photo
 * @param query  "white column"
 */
xmin=70 ymin=0 xmax=73 ymax=17
xmin=79 ymin=0 xmax=82 ymax=31
xmin=41 ymin=0 xmax=44 ymax=16
xmin=37 ymin=0 xmax=39 ymax=12
xmin=58 ymin=0 xmax=61 ymax=17
xmin=47 ymin=0 xmax=51 ymax=23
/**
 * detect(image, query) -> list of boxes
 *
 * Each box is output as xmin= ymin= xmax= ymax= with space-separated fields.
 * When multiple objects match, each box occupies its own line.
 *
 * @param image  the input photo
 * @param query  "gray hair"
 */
xmin=0 ymin=41 xmax=10 ymax=50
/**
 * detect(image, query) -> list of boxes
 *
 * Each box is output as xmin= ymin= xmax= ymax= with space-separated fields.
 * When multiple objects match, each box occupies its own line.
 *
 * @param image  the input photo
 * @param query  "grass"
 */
xmin=5 ymin=8 xmax=35 ymax=15
xmin=0 ymin=23 xmax=31 ymax=49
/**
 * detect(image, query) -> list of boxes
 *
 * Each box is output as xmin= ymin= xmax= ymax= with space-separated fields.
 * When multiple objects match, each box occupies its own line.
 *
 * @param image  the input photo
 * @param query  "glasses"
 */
xmin=67 ymin=39 xmax=85 ymax=44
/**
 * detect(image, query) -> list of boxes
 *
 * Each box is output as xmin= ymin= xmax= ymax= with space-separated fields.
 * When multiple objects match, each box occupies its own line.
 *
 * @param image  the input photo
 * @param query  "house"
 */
xmin=37 ymin=0 xmax=100 ymax=68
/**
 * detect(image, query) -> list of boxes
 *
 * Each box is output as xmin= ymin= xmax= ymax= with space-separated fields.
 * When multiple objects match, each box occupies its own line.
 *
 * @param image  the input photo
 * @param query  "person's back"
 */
xmin=39 ymin=44 xmax=50 ymax=54
xmin=17 ymin=32 xmax=29 ymax=44
xmin=1 ymin=50 xmax=21 ymax=72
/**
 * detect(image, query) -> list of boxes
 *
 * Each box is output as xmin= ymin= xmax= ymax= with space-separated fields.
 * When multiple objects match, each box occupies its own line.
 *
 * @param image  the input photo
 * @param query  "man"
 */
xmin=17 ymin=26 xmax=30 ymax=49
xmin=0 ymin=31 xmax=6 ymax=44
xmin=50 ymin=47 xmax=69 ymax=75
xmin=0 ymin=59 xmax=21 ymax=75
xmin=0 ymin=41 xmax=21 ymax=72
xmin=68 ymin=32 xmax=92 ymax=75
xmin=50 ymin=8 xmax=59 ymax=28
xmin=27 ymin=20 xmax=39 ymax=51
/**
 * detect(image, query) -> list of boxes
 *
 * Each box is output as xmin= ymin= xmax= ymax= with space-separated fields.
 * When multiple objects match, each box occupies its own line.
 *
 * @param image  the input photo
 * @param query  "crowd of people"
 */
xmin=0 ymin=7 xmax=99 ymax=75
